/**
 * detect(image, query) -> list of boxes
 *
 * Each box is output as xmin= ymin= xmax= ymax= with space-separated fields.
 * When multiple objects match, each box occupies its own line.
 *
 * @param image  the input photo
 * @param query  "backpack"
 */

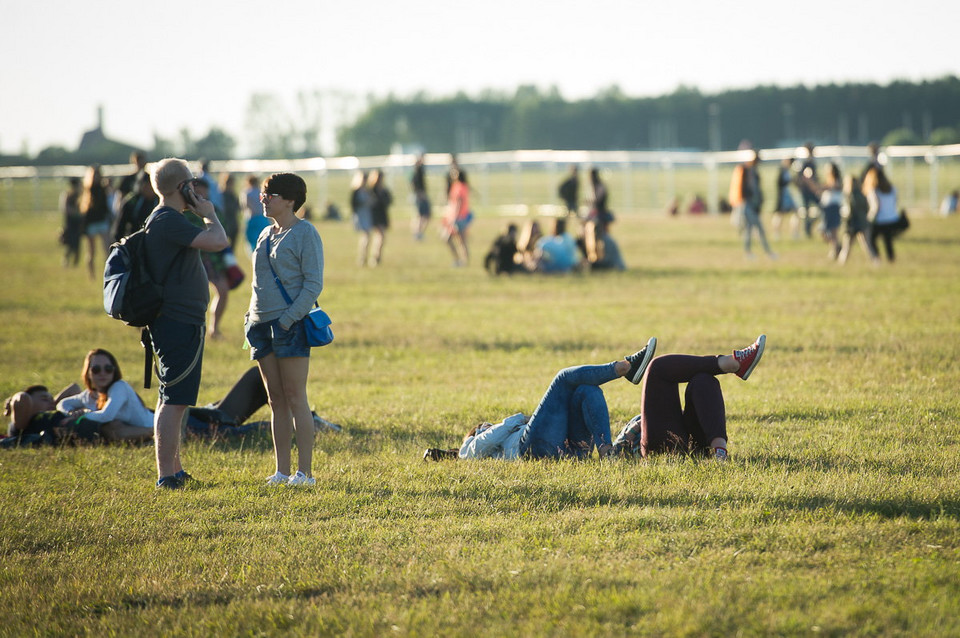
xmin=103 ymin=211 xmax=180 ymax=328
xmin=102 ymin=210 xmax=184 ymax=389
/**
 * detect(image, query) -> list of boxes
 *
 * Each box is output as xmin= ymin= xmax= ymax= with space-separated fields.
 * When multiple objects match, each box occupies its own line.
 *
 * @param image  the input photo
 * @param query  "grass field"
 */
xmin=1 ymin=188 xmax=959 ymax=636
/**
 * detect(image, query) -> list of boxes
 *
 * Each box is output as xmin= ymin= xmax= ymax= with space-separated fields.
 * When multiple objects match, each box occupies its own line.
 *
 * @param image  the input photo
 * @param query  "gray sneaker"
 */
xmin=625 ymin=337 xmax=657 ymax=384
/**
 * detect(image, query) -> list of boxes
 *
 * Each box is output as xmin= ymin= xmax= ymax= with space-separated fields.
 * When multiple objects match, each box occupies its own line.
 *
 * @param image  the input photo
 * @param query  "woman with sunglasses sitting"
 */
xmin=56 ymin=348 xmax=154 ymax=442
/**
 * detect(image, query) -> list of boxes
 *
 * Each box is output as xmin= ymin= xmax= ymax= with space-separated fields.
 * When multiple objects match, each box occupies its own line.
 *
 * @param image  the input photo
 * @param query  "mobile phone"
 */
xmin=179 ymin=179 xmax=198 ymax=206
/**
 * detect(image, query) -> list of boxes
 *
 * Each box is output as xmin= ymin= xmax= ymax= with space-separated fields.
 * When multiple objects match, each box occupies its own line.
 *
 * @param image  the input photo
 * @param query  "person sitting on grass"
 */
xmin=424 ymin=334 xmax=766 ymax=462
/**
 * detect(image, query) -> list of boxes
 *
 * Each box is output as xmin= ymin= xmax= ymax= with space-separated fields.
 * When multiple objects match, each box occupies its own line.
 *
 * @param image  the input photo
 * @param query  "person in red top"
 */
xmin=442 ymin=169 xmax=472 ymax=266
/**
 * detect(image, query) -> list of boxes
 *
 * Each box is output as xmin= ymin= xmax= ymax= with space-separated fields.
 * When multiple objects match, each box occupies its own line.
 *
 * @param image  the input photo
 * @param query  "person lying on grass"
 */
xmin=423 ymin=335 xmax=765 ymax=462
xmin=4 ymin=350 xmax=341 ymax=446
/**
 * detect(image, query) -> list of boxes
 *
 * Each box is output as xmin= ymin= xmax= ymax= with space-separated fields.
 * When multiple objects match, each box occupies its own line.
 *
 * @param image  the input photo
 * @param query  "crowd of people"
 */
xmin=20 ymin=160 xmax=338 ymax=489
xmin=724 ymin=141 xmax=911 ymax=264
xmin=15 ymin=141 xmax=937 ymax=486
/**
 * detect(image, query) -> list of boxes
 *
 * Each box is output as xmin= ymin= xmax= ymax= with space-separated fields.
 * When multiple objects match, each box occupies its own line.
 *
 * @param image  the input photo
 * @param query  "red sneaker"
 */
xmin=734 ymin=334 xmax=766 ymax=380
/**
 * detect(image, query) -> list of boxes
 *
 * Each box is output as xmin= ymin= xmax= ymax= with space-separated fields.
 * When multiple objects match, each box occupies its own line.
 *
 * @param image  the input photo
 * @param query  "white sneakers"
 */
xmin=286 ymin=471 xmax=316 ymax=487
xmin=265 ymin=470 xmax=315 ymax=487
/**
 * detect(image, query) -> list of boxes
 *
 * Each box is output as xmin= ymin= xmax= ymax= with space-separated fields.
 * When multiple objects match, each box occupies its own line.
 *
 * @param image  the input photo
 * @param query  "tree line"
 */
xmin=340 ymin=76 xmax=960 ymax=156
xmin=7 ymin=76 xmax=959 ymax=167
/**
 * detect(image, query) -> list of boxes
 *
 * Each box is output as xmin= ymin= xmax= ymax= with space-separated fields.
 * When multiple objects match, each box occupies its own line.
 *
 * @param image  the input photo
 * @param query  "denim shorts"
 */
xmin=149 ymin=315 xmax=204 ymax=406
xmin=245 ymin=317 xmax=310 ymax=360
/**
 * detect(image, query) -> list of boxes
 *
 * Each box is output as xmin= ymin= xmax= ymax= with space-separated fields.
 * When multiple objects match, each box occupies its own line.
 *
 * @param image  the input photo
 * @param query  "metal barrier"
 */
xmin=3 ymin=145 xmax=959 ymax=214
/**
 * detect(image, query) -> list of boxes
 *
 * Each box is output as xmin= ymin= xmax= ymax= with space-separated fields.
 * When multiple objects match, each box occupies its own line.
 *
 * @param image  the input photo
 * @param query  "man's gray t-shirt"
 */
xmin=144 ymin=206 xmax=207 ymax=325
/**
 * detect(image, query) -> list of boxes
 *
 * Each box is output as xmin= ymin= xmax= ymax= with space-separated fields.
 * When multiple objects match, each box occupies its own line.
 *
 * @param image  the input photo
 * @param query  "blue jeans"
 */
xmin=741 ymin=203 xmax=772 ymax=255
xmin=519 ymin=363 xmax=617 ymax=459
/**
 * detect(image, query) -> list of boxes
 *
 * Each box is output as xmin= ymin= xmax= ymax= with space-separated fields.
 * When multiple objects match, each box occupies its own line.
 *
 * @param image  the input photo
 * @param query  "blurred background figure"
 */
xmin=79 ymin=164 xmax=112 ymax=279
xmin=558 ymin=164 xmax=580 ymax=216
xmin=535 ymin=217 xmax=580 ymax=273
xmin=112 ymin=173 xmax=158 ymax=241
xmin=197 ymin=160 xmax=223 ymax=211
xmin=368 ymin=169 xmax=392 ymax=266
xmin=443 ymin=168 xmax=472 ymax=267
xmin=244 ymin=175 xmax=269 ymax=254
xmin=797 ymin=142 xmax=819 ymax=238
xmin=219 ymin=174 xmax=241 ymax=249
xmin=484 ymin=222 xmax=521 ymax=276
xmin=839 ymin=174 xmax=878 ymax=265
xmin=863 ymin=166 xmax=903 ymax=263
xmin=516 ymin=220 xmax=543 ymax=271
xmin=939 ymin=189 xmax=958 ymax=216
xmin=587 ymin=168 xmax=613 ymax=233
xmin=351 ymin=171 xmax=374 ymax=266
xmin=772 ymin=157 xmax=798 ymax=239
xmin=730 ymin=149 xmax=776 ymax=260
xmin=117 ymin=151 xmax=148 ymax=201
xmin=410 ymin=154 xmax=431 ymax=240
xmin=59 ymin=177 xmax=83 ymax=268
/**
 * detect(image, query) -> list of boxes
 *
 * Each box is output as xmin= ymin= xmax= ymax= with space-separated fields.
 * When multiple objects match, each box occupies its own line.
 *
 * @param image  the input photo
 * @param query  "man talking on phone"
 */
xmin=147 ymin=158 xmax=228 ymax=489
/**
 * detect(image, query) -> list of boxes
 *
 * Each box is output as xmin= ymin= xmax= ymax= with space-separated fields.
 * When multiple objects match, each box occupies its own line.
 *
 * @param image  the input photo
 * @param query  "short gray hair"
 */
xmin=151 ymin=158 xmax=193 ymax=197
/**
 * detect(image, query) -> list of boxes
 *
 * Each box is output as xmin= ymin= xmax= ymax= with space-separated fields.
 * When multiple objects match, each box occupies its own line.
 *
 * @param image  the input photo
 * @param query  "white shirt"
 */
xmin=459 ymin=413 xmax=529 ymax=460
xmin=57 ymin=380 xmax=154 ymax=430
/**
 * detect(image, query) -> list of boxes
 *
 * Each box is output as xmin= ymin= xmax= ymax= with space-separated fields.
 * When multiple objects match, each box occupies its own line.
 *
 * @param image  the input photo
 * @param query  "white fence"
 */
xmin=3 ymin=145 xmax=959 ymax=215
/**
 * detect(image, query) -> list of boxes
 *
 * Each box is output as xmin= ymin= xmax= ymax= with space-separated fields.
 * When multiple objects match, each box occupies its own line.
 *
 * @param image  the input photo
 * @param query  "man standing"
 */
xmin=797 ymin=142 xmax=819 ymax=238
xmin=558 ymin=164 xmax=580 ymax=216
xmin=147 ymin=158 xmax=228 ymax=489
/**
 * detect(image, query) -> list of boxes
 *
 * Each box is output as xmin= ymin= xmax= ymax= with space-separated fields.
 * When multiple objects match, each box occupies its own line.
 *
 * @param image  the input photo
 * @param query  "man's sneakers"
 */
xmin=733 ymin=334 xmax=766 ymax=381
xmin=156 ymin=469 xmax=196 ymax=490
xmin=156 ymin=475 xmax=184 ymax=490
xmin=286 ymin=471 xmax=315 ymax=487
xmin=625 ymin=337 xmax=657 ymax=384
xmin=713 ymin=446 xmax=729 ymax=462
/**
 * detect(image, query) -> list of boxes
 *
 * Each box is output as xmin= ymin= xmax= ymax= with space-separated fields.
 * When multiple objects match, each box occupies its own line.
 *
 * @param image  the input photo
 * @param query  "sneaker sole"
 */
xmin=629 ymin=337 xmax=657 ymax=384
xmin=740 ymin=334 xmax=766 ymax=381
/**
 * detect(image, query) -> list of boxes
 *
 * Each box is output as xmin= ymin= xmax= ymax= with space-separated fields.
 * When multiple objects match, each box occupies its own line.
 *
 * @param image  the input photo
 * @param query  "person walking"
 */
xmin=730 ymin=150 xmax=776 ymax=260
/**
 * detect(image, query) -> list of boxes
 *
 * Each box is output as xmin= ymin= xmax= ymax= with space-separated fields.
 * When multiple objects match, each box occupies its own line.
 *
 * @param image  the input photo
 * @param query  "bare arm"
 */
xmin=188 ymin=198 xmax=229 ymax=252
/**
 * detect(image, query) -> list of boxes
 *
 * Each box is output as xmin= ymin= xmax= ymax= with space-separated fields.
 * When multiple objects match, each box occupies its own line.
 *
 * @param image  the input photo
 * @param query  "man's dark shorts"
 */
xmin=149 ymin=314 xmax=204 ymax=406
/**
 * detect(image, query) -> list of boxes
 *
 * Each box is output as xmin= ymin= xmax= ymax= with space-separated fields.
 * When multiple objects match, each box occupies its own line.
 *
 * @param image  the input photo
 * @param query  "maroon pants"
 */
xmin=640 ymin=355 xmax=727 ymax=457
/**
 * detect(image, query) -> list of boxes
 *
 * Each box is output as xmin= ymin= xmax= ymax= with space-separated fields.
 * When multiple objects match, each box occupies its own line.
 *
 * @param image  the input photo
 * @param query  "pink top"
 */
xmin=446 ymin=181 xmax=470 ymax=223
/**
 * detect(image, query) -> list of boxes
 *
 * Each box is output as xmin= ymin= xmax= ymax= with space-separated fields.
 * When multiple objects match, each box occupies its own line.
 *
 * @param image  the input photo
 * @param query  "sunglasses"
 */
xmin=90 ymin=365 xmax=115 ymax=375
xmin=260 ymin=192 xmax=282 ymax=203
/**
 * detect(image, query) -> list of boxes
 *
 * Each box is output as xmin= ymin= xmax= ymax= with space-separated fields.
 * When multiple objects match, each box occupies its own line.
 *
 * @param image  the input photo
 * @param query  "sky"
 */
xmin=2 ymin=0 xmax=958 ymax=157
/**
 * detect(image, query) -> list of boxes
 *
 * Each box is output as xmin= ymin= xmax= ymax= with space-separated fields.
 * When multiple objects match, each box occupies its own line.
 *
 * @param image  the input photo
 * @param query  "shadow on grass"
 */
xmin=396 ymin=478 xmax=959 ymax=521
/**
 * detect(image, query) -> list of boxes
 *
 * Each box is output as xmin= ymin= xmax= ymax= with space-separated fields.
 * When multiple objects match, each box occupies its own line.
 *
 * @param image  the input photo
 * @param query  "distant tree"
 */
xmin=883 ymin=127 xmax=922 ymax=146
xmin=244 ymin=93 xmax=295 ymax=159
xmin=152 ymin=133 xmax=176 ymax=159
xmin=34 ymin=145 xmax=73 ymax=166
xmin=928 ymin=127 xmax=960 ymax=146
xmin=193 ymin=127 xmax=236 ymax=160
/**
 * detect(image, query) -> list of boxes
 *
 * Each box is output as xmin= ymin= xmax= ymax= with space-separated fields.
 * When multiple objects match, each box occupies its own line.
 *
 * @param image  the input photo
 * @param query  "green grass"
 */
xmin=1 ymin=191 xmax=959 ymax=636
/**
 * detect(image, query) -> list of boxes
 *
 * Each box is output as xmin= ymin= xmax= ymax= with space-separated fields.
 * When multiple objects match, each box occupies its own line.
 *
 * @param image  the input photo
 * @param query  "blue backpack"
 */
xmin=103 ymin=213 xmax=167 ymax=327
xmin=103 ymin=212 xmax=184 ymax=388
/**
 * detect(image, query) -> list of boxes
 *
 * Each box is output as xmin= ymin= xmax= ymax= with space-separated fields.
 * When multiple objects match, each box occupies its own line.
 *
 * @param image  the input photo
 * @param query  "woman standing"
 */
xmin=350 ymin=171 xmax=374 ymax=266
xmin=79 ymin=165 xmax=112 ymax=278
xmin=368 ymin=169 xmax=392 ymax=266
xmin=245 ymin=173 xmax=324 ymax=486
xmin=442 ymin=168 xmax=472 ymax=266
xmin=863 ymin=166 xmax=901 ymax=262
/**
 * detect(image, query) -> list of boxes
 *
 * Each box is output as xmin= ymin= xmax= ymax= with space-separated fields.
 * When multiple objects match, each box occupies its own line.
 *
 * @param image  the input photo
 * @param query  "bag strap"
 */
xmin=266 ymin=233 xmax=318 ymax=309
